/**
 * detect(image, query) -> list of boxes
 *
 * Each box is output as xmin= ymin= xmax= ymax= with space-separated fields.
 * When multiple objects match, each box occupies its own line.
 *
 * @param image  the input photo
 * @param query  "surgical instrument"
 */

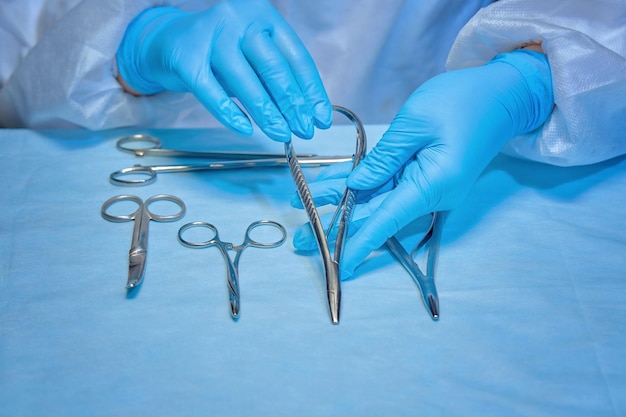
xmin=284 ymin=105 xmax=367 ymax=324
xmin=385 ymin=211 xmax=444 ymax=320
xmin=101 ymin=194 xmax=186 ymax=289
xmin=178 ymin=220 xmax=287 ymax=320
xmin=116 ymin=134 xmax=316 ymax=159
xmin=110 ymin=155 xmax=353 ymax=186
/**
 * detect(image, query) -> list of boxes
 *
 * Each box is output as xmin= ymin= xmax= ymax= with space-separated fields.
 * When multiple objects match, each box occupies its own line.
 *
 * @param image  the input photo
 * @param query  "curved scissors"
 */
xmin=178 ymin=220 xmax=287 ymax=320
xmin=101 ymin=194 xmax=186 ymax=289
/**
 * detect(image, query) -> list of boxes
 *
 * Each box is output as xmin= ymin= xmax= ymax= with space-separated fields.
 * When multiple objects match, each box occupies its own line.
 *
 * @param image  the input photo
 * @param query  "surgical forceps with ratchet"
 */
xmin=178 ymin=220 xmax=287 ymax=320
xmin=109 ymin=155 xmax=352 ymax=186
xmin=284 ymin=105 xmax=367 ymax=324
xmin=385 ymin=211 xmax=444 ymax=320
xmin=101 ymin=194 xmax=186 ymax=289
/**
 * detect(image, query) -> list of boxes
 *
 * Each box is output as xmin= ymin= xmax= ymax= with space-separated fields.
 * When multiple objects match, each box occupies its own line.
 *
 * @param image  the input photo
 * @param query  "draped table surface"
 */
xmin=1 ymin=126 xmax=625 ymax=417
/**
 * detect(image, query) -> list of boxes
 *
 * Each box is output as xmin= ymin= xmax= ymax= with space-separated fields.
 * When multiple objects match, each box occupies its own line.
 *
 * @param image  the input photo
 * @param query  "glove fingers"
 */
xmin=340 ymin=179 xmax=430 ymax=278
xmin=290 ymin=161 xmax=397 ymax=209
xmin=211 ymin=40 xmax=292 ymax=142
xmin=314 ymin=161 xmax=354 ymax=181
xmin=347 ymin=110 xmax=430 ymax=189
xmin=292 ymin=198 xmax=380 ymax=252
xmin=271 ymin=25 xmax=332 ymax=130
xmin=290 ymin=178 xmax=346 ymax=209
xmin=290 ymin=161 xmax=352 ymax=209
xmin=188 ymin=70 xmax=254 ymax=137
xmin=241 ymin=29 xmax=316 ymax=139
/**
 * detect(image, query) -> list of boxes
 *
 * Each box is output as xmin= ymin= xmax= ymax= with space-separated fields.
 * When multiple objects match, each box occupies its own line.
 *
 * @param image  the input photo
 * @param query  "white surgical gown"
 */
xmin=0 ymin=0 xmax=624 ymax=167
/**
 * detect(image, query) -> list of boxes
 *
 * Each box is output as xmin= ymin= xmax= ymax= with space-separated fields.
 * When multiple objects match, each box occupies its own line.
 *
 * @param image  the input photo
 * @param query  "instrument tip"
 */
xmin=428 ymin=295 xmax=440 ymax=320
xmin=428 ymin=295 xmax=439 ymax=320
xmin=328 ymin=290 xmax=341 ymax=324
xmin=230 ymin=300 xmax=240 ymax=321
xmin=126 ymin=280 xmax=140 ymax=289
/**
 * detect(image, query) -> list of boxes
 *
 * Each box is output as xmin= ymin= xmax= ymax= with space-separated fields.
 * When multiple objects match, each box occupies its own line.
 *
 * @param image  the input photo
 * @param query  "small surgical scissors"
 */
xmin=101 ymin=194 xmax=186 ymax=289
xmin=109 ymin=155 xmax=352 ymax=186
xmin=117 ymin=134 xmax=316 ymax=159
xmin=178 ymin=220 xmax=287 ymax=320
xmin=385 ymin=211 xmax=444 ymax=320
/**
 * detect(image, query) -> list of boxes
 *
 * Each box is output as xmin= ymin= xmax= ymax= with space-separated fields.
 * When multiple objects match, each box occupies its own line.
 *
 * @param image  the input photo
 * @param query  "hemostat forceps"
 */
xmin=284 ymin=105 xmax=367 ymax=324
xmin=177 ymin=220 xmax=287 ymax=320
xmin=385 ymin=212 xmax=444 ymax=320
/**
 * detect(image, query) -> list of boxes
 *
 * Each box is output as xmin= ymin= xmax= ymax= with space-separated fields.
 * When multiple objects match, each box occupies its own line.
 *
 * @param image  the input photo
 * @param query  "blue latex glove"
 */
xmin=293 ymin=49 xmax=554 ymax=279
xmin=116 ymin=1 xmax=332 ymax=141
xmin=291 ymin=161 xmax=394 ymax=251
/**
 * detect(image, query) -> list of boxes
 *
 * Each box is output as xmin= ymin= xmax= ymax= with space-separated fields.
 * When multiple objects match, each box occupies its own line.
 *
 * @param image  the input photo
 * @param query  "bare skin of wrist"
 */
xmin=521 ymin=43 xmax=544 ymax=53
xmin=116 ymin=71 xmax=143 ymax=96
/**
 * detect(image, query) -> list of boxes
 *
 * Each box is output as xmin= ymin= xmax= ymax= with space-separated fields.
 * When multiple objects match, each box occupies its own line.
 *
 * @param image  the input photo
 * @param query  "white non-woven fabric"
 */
xmin=1 ymin=0 xmax=624 ymax=167
xmin=447 ymin=0 xmax=626 ymax=166
xmin=0 ymin=0 xmax=492 ymax=129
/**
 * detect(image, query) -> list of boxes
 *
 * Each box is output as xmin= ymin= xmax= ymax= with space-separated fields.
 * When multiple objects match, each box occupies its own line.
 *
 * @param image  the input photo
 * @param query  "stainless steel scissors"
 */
xmin=385 ymin=211 xmax=444 ymax=320
xmin=109 ymin=155 xmax=352 ymax=186
xmin=178 ymin=219 xmax=287 ymax=320
xmin=101 ymin=194 xmax=186 ymax=289
xmin=117 ymin=134 xmax=316 ymax=159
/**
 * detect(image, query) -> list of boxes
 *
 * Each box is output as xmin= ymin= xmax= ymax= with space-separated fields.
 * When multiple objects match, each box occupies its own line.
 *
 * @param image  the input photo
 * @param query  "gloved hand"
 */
xmin=116 ymin=0 xmax=332 ymax=141
xmin=291 ymin=160 xmax=395 ymax=251
xmin=293 ymin=49 xmax=554 ymax=278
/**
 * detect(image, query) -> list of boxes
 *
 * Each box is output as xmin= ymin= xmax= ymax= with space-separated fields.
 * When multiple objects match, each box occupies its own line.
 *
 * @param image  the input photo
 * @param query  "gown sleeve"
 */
xmin=446 ymin=0 xmax=626 ymax=166
xmin=0 ymin=0 xmax=219 ymax=130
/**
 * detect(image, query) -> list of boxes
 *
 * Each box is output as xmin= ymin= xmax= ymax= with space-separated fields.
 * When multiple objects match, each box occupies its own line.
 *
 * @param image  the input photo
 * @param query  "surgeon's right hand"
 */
xmin=293 ymin=49 xmax=554 ymax=279
xmin=116 ymin=0 xmax=332 ymax=142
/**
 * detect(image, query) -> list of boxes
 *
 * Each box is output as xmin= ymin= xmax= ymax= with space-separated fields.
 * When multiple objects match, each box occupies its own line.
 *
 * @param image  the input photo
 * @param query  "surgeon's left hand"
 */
xmin=293 ymin=49 xmax=554 ymax=279
xmin=116 ymin=0 xmax=332 ymax=142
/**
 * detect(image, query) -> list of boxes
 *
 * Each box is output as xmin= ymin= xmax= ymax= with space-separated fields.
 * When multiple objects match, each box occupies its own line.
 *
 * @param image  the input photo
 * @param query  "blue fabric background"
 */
xmin=1 ymin=126 xmax=625 ymax=416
